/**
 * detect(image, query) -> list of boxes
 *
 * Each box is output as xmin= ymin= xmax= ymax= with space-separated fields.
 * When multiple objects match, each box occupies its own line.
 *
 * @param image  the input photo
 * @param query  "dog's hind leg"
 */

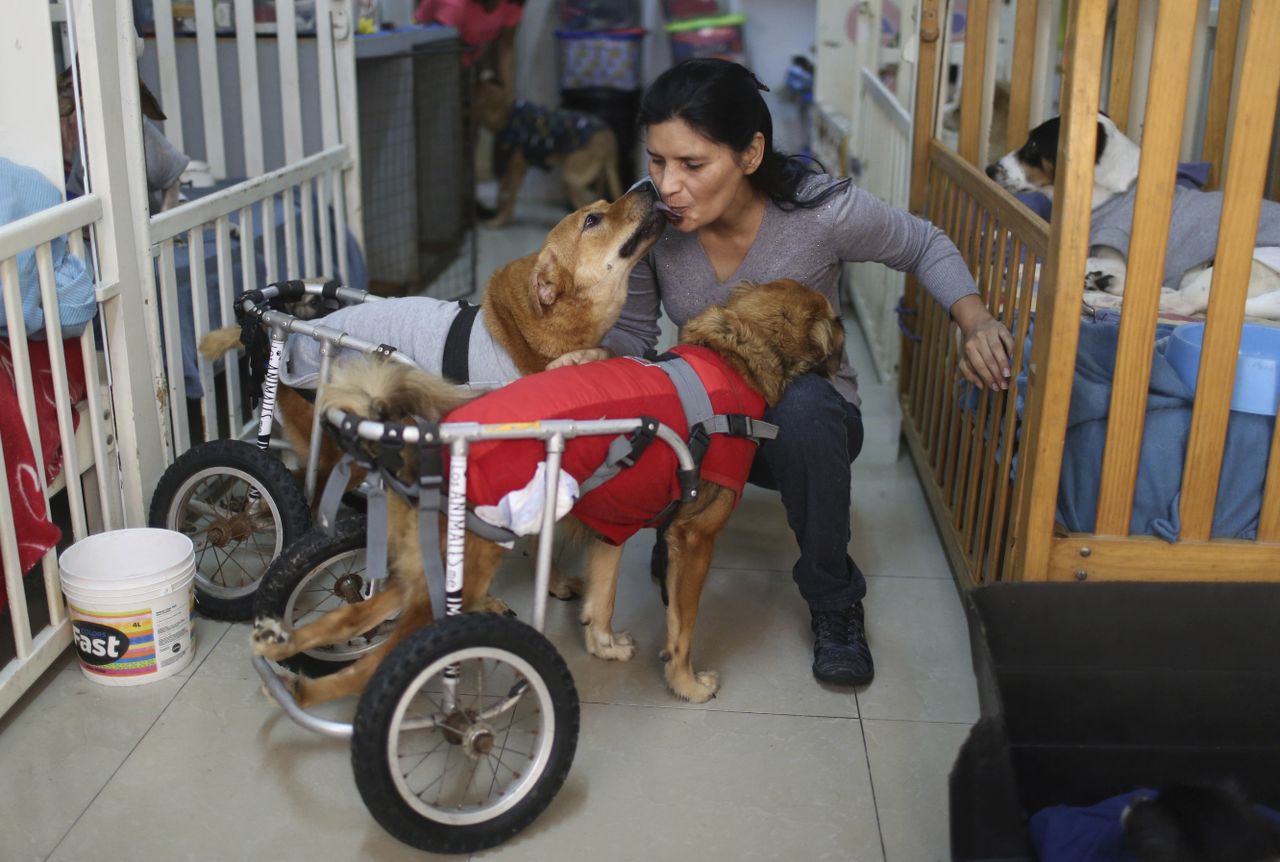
xmin=290 ymin=596 xmax=437 ymax=708
xmin=252 ymin=578 xmax=407 ymax=662
xmin=579 ymin=537 xmax=634 ymax=661
xmin=662 ymin=489 xmax=736 ymax=703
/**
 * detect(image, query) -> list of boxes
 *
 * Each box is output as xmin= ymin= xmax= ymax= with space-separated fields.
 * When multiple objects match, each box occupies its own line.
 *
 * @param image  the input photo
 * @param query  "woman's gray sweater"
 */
xmin=601 ymin=175 xmax=978 ymax=407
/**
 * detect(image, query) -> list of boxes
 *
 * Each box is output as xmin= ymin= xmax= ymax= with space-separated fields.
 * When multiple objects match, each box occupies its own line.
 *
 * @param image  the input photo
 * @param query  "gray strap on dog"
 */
xmin=316 ymin=454 xmax=354 ymax=535
xmin=362 ymin=473 xmax=389 ymax=599
xmin=416 ymin=483 xmax=448 ymax=622
xmin=656 ymin=355 xmax=779 ymax=442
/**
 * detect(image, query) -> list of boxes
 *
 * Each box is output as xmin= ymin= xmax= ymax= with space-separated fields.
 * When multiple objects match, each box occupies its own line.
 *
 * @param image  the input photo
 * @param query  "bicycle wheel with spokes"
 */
xmin=150 ymin=439 xmax=310 ymax=620
xmin=254 ymin=516 xmax=393 ymax=676
xmin=351 ymin=613 xmax=579 ymax=855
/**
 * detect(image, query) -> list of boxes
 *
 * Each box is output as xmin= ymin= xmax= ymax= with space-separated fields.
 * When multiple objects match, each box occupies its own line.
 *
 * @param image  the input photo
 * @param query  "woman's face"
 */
xmin=645 ymin=119 xmax=762 ymax=232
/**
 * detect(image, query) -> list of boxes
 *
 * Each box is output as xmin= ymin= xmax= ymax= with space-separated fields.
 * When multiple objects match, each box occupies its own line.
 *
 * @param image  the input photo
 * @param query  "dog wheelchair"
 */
xmin=253 ymin=402 xmax=699 ymax=853
xmin=148 ymin=279 xmax=488 ymax=620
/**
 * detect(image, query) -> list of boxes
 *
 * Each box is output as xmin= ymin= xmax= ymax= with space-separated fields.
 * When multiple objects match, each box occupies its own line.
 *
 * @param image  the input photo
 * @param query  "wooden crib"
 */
xmin=899 ymin=0 xmax=1280 ymax=587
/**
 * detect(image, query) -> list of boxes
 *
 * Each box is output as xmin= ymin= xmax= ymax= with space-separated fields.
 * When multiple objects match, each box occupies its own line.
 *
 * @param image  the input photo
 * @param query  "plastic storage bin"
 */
xmin=555 ymin=28 xmax=646 ymax=91
xmin=1166 ymin=321 xmax=1280 ymax=416
xmin=665 ymin=14 xmax=746 ymax=66
xmin=660 ymin=0 xmax=726 ymax=21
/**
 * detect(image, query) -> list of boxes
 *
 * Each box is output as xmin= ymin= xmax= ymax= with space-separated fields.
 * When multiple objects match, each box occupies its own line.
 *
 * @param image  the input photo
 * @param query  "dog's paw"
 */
xmin=667 ymin=668 xmax=720 ymax=703
xmin=1084 ymin=256 xmax=1127 ymax=295
xmin=549 ymin=573 xmax=584 ymax=601
xmin=584 ymin=626 xmax=637 ymax=662
xmin=259 ymin=667 xmax=300 ymax=704
xmin=1082 ymin=290 xmax=1122 ymax=311
xmin=251 ymin=616 xmax=292 ymax=660
xmin=476 ymin=594 xmax=516 ymax=616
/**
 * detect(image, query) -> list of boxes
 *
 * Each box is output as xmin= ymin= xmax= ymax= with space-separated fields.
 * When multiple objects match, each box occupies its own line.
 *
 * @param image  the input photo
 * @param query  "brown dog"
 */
xmin=201 ymin=182 xmax=667 ymax=600
xmin=471 ymin=81 xmax=623 ymax=229
xmin=252 ymin=279 xmax=845 ymax=707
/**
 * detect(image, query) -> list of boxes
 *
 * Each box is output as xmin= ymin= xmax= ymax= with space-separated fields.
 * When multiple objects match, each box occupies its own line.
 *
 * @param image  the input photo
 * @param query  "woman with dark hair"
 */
xmin=550 ymin=59 xmax=1013 ymax=688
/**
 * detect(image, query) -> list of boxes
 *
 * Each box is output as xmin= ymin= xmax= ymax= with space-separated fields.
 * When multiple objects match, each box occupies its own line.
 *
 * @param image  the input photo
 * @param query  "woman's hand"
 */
xmin=950 ymin=295 xmax=1014 ymax=391
xmin=546 ymin=346 xmax=614 ymax=370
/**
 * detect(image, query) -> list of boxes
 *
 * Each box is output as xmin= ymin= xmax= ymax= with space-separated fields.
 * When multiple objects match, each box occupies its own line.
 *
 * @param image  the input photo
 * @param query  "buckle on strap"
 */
xmin=619 ymin=416 xmax=659 ymax=467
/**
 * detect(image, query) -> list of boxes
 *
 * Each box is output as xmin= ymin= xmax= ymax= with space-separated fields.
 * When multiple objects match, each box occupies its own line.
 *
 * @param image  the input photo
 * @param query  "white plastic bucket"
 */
xmin=59 ymin=529 xmax=196 ymax=686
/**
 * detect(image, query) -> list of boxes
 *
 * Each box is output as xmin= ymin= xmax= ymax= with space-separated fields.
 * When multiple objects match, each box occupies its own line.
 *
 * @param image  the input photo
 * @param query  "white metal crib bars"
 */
xmin=0 ymin=192 xmax=122 ymax=718
xmin=149 ymin=146 xmax=354 ymax=454
xmin=848 ymin=68 xmax=913 ymax=385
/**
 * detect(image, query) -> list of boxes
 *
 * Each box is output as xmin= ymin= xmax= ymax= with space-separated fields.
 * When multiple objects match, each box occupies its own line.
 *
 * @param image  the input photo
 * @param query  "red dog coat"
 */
xmin=446 ymin=344 xmax=766 ymax=544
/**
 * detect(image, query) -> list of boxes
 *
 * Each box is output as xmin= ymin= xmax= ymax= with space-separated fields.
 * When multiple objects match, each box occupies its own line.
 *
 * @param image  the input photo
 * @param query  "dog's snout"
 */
xmin=985 ymin=163 xmax=1001 ymax=181
xmin=627 ymin=177 xmax=659 ymax=201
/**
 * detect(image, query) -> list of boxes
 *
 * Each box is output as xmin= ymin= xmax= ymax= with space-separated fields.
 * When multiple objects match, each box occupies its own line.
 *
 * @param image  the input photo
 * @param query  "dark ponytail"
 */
xmin=637 ymin=58 xmax=849 ymax=211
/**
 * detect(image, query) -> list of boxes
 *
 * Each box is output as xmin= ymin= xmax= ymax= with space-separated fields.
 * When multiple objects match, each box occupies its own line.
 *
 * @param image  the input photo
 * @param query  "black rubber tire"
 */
xmin=149 ymin=439 xmax=310 ymax=621
xmin=351 ymin=614 xmax=579 ymax=855
xmin=253 ymin=515 xmax=382 ymax=677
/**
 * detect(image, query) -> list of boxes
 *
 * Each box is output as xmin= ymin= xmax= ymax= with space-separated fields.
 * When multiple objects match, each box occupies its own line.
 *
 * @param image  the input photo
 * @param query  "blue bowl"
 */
xmin=1166 ymin=322 xmax=1280 ymax=416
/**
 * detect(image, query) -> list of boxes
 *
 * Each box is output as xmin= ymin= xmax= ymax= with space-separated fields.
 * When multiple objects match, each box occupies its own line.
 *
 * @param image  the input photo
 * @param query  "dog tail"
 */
xmin=320 ymin=358 xmax=475 ymax=425
xmin=199 ymin=326 xmax=243 ymax=360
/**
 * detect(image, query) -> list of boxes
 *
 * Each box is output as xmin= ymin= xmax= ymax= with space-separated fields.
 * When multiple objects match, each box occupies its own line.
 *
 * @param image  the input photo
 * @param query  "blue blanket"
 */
xmin=171 ymin=181 xmax=368 ymax=398
xmin=992 ymin=316 xmax=1274 ymax=540
xmin=0 ymin=158 xmax=96 ymax=340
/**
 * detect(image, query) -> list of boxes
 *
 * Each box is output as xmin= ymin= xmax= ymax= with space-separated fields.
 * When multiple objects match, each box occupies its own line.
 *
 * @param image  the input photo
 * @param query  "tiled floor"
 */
xmin=0 ymin=199 xmax=978 ymax=862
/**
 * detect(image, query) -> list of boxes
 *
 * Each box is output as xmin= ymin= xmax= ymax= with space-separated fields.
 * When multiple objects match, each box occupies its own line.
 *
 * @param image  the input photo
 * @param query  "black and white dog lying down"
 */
xmin=986 ymin=112 xmax=1280 ymax=320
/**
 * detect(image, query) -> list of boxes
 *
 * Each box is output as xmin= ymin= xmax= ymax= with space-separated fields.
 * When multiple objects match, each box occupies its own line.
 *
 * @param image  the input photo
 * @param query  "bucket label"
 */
xmin=67 ymin=593 xmax=193 ymax=679
xmin=72 ymin=621 xmax=131 ymax=666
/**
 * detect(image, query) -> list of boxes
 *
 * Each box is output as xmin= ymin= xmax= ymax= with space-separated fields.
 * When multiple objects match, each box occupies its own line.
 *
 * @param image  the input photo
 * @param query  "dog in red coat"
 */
xmin=253 ymin=279 xmax=844 ymax=706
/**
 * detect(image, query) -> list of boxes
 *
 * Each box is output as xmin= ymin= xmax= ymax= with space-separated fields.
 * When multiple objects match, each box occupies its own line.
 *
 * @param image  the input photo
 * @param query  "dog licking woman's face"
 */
xmin=645 ymin=118 xmax=764 ymax=232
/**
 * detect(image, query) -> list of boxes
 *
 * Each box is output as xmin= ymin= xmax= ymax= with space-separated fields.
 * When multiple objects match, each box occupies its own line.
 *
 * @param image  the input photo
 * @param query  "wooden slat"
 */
xmin=152 ymin=0 xmax=184 ymax=153
xmin=908 ymin=171 xmax=949 ymax=419
xmin=1011 ymin=0 xmax=1109 ymax=581
xmin=234 ymin=0 xmax=266 ymax=177
xmin=1007 ymin=0 xmax=1040 ymax=154
xmin=1093 ymin=0 xmax=1199 ymax=536
xmin=930 ymin=142 xmax=1051 ymax=257
xmin=922 ymin=182 xmax=959 ymax=449
xmin=1107 ymin=0 xmax=1140 ymax=133
xmin=962 ymin=225 xmax=1010 ymax=550
xmin=958 ymin=0 xmax=992 ymax=165
xmin=1050 ymin=535 xmax=1280 ymax=582
xmin=1180 ymin=0 xmax=1280 ymax=541
xmin=194 ymin=0 xmax=227 ymax=179
xmin=927 ymin=190 xmax=966 ymax=462
xmin=1202 ymin=0 xmax=1243 ymax=189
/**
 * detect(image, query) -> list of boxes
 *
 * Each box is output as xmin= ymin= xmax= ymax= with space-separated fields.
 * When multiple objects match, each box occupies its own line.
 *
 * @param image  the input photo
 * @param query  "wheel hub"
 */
xmin=206 ymin=513 xmax=255 ymax=547
xmin=462 ymin=723 xmax=497 ymax=759
xmin=333 ymin=573 xmax=366 ymax=603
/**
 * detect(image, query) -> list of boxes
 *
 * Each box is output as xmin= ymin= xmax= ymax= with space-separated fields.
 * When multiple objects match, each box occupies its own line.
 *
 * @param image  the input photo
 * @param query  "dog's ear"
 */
xmin=529 ymin=250 xmax=569 ymax=316
xmin=810 ymin=314 xmax=845 ymax=375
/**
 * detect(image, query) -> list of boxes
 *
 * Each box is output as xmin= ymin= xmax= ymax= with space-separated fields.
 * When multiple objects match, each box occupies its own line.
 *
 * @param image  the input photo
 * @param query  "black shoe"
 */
xmin=811 ymin=601 xmax=874 ymax=686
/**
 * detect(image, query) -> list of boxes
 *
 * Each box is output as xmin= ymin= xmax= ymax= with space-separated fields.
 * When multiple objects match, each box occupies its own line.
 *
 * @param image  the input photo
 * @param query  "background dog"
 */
xmin=471 ymin=81 xmax=623 ymax=229
xmin=252 ymin=279 xmax=845 ymax=708
xmin=986 ymin=112 xmax=1280 ymax=319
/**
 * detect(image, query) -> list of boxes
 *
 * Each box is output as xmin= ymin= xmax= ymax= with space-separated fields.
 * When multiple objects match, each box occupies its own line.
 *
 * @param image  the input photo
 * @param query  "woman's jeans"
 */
xmin=746 ymin=373 xmax=866 ymax=612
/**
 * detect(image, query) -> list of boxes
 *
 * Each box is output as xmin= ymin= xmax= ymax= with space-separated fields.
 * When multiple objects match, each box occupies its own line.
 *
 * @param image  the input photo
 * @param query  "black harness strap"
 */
xmin=441 ymin=300 xmax=481 ymax=384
